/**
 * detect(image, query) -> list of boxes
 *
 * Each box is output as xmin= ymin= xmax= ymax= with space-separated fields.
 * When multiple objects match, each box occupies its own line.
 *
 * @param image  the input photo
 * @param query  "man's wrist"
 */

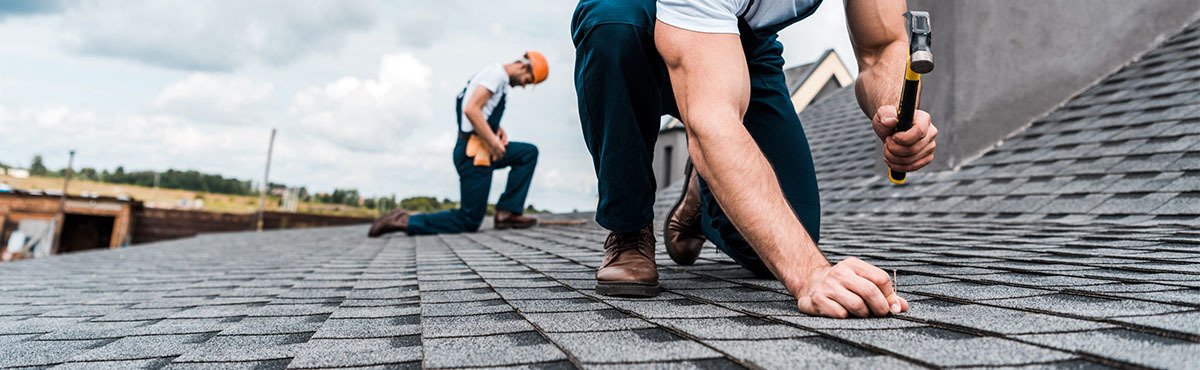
xmin=780 ymin=260 xmax=831 ymax=298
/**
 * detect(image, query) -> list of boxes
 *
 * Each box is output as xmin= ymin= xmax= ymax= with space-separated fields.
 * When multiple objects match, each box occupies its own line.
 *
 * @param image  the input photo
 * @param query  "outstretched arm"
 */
xmin=846 ymin=0 xmax=937 ymax=172
xmin=655 ymin=20 xmax=906 ymax=318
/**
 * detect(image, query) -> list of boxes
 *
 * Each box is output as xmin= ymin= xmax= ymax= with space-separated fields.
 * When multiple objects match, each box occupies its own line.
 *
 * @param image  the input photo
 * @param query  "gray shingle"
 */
xmin=988 ymin=293 xmax=1191 ymax=318
xmin=0 ymin=339 xmax=111 ymax=367
xmin=605 ymin=299 xmax=744 ymax=319
xmin=422 ymin=299 xmax=514 ymax=317
xmin=1018 ymin=329 xmax=1200 ymax=369
xmin=904 ymin=299 xmax=1113 ymax=334
xmin=311 ymin=316 xmax=420 ymax=339
xmin=905 ymin=282 xmax=1052 ymax=300
xmin=217 ymin=315 xmax=325 ymax=335
xmin=1112 ymin=310 xmax=1200 ymax=336
xmin=823 ymin=327 xmax=1074 ymax=367
xmin=70 ymin=334 xmax=213 ymax=361
xmin=422 ymin=332 xmax=567 ymax=368
xmin=705 ymin=337 xmax=920 ymax=369
xmin=547 ymin=329 xmax=721 ymax=363
xmin=171 ymin=333 xmax=309 ymax=362
xmin=288 ymin=337 xmax=421 ymax=368
xmin=652 ymin=316 xmax=815 ymax=340
xmin=54 ymin=359 xmax=173 ymax=370
xmin=422 ymin=311 xmax=535 ymax=338
xmin=509 ymin=298 xmax=609 ymax=313
xmin=524 ymin=309 xmax=656 ymax=332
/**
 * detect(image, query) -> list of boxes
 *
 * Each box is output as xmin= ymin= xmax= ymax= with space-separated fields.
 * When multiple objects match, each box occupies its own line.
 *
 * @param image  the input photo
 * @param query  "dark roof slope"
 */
xmin=812 ymin=20 xmax=1200 ymax=226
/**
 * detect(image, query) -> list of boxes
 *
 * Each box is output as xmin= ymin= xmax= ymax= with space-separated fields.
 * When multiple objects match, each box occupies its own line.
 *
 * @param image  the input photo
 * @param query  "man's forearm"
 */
xmin=687 ymin=127 xmax=831 ymax=295
xmin=654 ymin=21 xmax=830 ymax=297
xmin=853 ymin=40 xmax=907 ymax=118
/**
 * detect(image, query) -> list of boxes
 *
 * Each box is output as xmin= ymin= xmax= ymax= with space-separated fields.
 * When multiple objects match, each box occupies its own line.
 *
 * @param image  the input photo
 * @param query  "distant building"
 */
xmin=3 ymin=168 xmax=30 ymax=179
xmin=651 ymin=49 xmax=853 ymax=191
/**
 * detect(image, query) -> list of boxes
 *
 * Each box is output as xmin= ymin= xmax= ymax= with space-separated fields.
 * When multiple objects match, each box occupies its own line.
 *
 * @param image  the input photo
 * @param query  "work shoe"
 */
xmin=595 ymin=226 xmax=660 ymax=297
xmin=368 ymin=208 xmax=410 ymax=237
xmin=663 ymin=160 xmax=706 ymax=265
xmin=494 ymin=209 xmax=537 ymax=229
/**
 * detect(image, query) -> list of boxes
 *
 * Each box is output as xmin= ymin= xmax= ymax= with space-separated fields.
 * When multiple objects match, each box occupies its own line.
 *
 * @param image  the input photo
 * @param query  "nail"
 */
xmin=890 ymin=303 xmax=901 ymax=314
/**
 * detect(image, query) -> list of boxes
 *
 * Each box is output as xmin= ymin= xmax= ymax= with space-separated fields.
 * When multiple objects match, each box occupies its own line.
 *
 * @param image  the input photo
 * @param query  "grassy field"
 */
xmin=0 ymin=174 xmax=380 ymax=218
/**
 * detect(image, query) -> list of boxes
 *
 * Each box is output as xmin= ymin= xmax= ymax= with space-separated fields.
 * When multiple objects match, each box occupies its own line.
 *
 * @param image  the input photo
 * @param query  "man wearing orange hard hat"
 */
xmin=369 ymin=51 xmax=549 ymax=237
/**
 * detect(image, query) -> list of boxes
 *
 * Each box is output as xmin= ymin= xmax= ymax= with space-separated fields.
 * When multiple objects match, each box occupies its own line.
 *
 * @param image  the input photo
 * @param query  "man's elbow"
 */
xmin=684 ymin=113 xmax=750 ymax=147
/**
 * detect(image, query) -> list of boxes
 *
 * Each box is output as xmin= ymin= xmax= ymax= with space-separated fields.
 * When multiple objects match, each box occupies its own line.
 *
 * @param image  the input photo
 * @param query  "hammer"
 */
xmin=888 ymin=11 xmax=934 ymax=185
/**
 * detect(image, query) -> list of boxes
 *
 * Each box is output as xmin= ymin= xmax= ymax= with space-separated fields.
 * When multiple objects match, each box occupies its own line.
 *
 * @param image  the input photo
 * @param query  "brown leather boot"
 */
xmin=595 ymin=226 xmax=659 ymax=297
xmin=663 ymin=161 xmax=705 ymax=265
xmin=494 ymin=209 xmax=537 ymax=229
xmin=368 ymin=208 xmax=410 ymax=237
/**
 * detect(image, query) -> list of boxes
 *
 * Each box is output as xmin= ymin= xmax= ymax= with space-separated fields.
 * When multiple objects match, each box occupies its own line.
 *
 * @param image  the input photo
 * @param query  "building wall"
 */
xmin=0 ymin=193 xmax=134 ymax=251
xmin=130 ymin=208 xmax=372 ymax=245
xmin=653 ymin=128 xmax=690 ymax=192
xmin=906 ymin=0 xmax=1200 ymax=170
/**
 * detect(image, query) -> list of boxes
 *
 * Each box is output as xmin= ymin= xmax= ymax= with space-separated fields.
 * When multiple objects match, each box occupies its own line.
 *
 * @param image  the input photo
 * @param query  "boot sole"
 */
xmin=595 ymin=281 xmax=660 ymax=297
xmin=664 ymin=161 xmax=701 ymax=266
xmin=494 ymin=222 xmax=537 ymax=230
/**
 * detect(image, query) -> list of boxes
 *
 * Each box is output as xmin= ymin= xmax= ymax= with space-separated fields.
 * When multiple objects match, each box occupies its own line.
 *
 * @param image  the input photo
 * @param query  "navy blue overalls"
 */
xmin=571 ymin=0 xmax=822 ymax=276
xmin=405 ymin=81 xmax=539 ymax=235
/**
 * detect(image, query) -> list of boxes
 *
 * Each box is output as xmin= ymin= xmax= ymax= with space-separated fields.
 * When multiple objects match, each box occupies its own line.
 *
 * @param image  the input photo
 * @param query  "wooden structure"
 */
xmin=131 ymin=208 xmax=371 ymax=244
xmin=1 ymin=191 xmax=373 ymax=256
xmin=0 ymin=192 xmax=135 ymax=253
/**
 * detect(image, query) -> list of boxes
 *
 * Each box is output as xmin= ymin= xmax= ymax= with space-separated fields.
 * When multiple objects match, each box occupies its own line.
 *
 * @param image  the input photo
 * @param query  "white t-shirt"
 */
xmin=459 ymin=63 xmax=510 ymax=133
xmin=656 ymin=0 xmax=821 ymax=35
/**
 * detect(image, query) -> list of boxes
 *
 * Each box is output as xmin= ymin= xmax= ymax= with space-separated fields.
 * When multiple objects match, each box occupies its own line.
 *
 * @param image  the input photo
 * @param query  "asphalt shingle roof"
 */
xmin=814 ymin=20 xmax=1200 ymax=226
xmin=3 ymin=16 xmax=1200 ymax=370
xmin=2 ymin=219 xmax=1197 ymax=368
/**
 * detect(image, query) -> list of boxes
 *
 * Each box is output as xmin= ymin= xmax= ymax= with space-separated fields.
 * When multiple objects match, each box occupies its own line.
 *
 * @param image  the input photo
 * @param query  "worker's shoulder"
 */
xmin=572 ymin=0 xmax=656 ymax=34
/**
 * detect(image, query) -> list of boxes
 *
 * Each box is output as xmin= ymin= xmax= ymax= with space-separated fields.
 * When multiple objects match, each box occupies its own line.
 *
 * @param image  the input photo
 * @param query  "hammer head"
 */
xmin=904 ymin=11 xmax=934 ymax=74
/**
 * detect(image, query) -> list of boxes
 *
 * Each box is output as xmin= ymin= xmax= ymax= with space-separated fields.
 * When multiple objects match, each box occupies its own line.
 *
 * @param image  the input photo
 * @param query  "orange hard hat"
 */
xmin=525 ymin=50 xmax=549 ymax=84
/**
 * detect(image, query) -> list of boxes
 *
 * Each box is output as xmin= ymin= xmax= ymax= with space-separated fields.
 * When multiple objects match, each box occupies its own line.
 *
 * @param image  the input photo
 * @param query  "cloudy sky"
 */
xmin=0 ymin=0 xmax=856 ymax=212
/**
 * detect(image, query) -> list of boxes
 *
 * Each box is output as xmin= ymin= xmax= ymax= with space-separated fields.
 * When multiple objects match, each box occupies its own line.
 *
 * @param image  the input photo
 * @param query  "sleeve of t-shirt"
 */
xmin=656 ymin=0 xmax=745 ymax=34
xmin=477 ymin=66 xmax=508 ymax=94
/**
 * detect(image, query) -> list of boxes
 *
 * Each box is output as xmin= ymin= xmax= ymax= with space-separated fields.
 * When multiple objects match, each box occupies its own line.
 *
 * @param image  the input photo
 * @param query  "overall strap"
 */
xmin=739 ymin=0 xmax=754 ymax=18
xmin=486 ymin=93 xmax=506 ymax=133
xmin=455 ymin=82 xmax=469 ymax=133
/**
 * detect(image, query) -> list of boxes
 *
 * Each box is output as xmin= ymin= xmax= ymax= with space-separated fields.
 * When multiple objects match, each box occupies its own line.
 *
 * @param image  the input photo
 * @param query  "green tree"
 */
xmin=78 ymin=167 xmax=99 ymax=181
xmin=29 ymin=155 xmax=48 ymax=176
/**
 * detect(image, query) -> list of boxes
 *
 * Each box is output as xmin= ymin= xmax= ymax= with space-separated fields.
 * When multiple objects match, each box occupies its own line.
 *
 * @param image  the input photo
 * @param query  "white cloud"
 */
xmin=0 ymin=1 xmax=852 ymax=213
xmin=152 ymin=73 xmax=274 ymax=126
xmin=58 ymin=0 xmax=376 ymax=71
xmin=286 ymin=53 xmax=433 ymax=153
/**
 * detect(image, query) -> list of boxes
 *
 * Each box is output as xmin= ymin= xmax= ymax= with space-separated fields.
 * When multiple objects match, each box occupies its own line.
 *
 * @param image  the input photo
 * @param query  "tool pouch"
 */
xmin=465 ymin=134 xmax=492 ymax=167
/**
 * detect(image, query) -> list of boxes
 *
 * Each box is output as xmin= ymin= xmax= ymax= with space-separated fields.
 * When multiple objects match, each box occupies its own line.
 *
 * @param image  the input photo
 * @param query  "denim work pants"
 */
xmin=572 ymin=0 xmax=821 ymax=276
xmin=406 ymin=136 xmax=538 ymax=235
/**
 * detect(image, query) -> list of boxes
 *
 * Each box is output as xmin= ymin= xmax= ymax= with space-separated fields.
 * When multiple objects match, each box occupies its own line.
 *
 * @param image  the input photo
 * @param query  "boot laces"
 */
xmin=607 ymin=230 xmax=651 ymax=254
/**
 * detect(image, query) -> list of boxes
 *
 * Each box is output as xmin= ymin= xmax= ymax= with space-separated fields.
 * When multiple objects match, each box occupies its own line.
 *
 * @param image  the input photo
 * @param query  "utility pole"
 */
xmin=256 ymin=128 xmax=277 ymax=232
xmin=51 ymin=150 xmax=75 ymax=255
xmin=59 ymin=150 xmax=75 ymax=213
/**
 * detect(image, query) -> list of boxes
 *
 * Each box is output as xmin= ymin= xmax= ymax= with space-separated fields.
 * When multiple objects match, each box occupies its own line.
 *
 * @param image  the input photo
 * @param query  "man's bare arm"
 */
xmin=464 ymin=86 xmax=506 ymax=160
xmin=846 ymin=0 xmax=937 ymax=172
xmin=655 ymin=20 xmax=906 ymax=318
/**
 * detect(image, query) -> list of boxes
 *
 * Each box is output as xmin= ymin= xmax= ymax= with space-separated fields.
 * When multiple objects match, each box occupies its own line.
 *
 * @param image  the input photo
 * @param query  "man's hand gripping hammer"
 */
xmin=888 ymin=11 xmax=934 ymax=184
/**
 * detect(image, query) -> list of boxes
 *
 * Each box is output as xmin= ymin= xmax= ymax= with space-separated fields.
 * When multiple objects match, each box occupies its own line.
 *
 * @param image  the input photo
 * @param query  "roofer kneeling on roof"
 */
xmin=369 ymin=51 xmax=550 ymax=237
xmin=572 ymin=0 xmax=936 ymax=318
